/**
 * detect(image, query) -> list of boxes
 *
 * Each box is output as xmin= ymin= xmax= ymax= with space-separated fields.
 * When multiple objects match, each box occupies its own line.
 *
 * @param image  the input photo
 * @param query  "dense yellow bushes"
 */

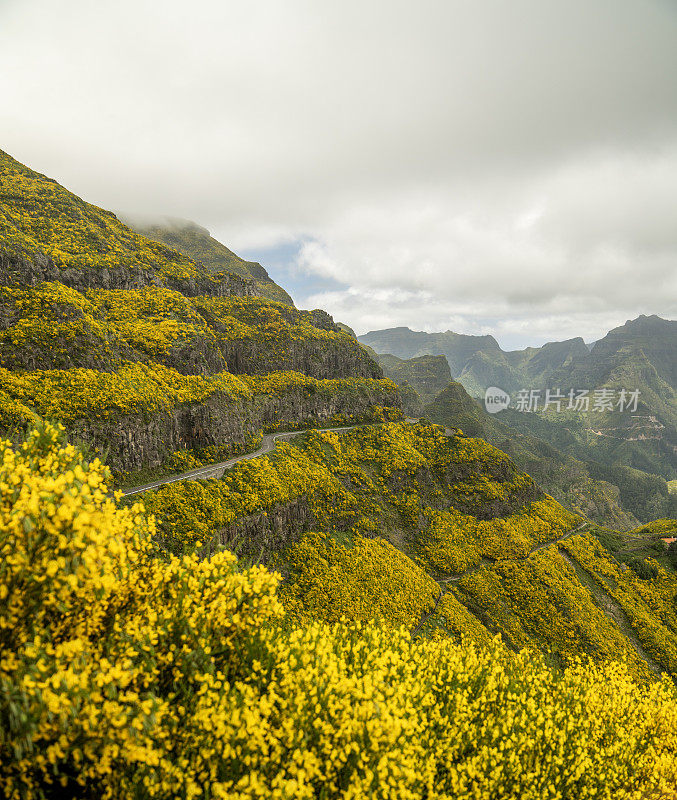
xmin=0 ymin=282 xmax=374 ymax=373
xmin=0 ymin=362 xmax=396 ymax=423
xmin=143 ymin=423 xmax=578 ymax=563
xmin=143 ymin=441 xmax=352 ymax=551
xmin=0 ymin=282 xmax=116 ymax=368
xmin=88 ymin=286 xmax=210 ymax=357
xmin=281 ymin=531 xmax=439 ymax=627
xmin=2 ymin=423 xmax=677 ymax=800
xmin=418 ymin=497 xmax=580 ymax=574
xmin=454 ymin=546 xmax=654 ymax=678
xmin=0 ymin=361 xmax=241 ymax=420
xmin=417 ymin=589 xmax=495 ymax=645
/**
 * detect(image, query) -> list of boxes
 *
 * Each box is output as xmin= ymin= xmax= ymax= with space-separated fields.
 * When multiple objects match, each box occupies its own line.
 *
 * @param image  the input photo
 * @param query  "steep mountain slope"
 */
xmin=425 ymin=380 xmax=654 ymax=529
xmin=374 ymin=353 xmax=451 ymax=403
xmin=368 ymin=344 xmax=673 ymax=527
xmin=124 ymin=216 xmax=294 ymax=305
xmin=0 ymin=149 xmax=397 ymax=481
xmin=361 ymin=326 xmax=593 ymax=396
xmin=140 ymin=419 xmax=677 ymax=682
xmin=0 ymin=150 xmax=253 ymax=298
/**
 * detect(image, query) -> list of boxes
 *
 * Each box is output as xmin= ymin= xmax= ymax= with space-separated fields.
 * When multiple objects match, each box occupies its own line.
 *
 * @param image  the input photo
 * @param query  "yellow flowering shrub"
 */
xmin=144 ymin=423 xmax=575 ymax=564
xmin=0 ymin=279 xmax=384 ymax=381
xmin=454 ymin=546 xmax=653 ymax=678
xmin=629 ymin=518 xmax=677 ymax=537
xmin=415 ymin=589 xmax=495 ymax=646
xmin=143 ymin=441 xmax=354 ymax=551
xmin=0 ymin=282 xmax=118 ymax=370
xmin=0 ymin=389 xmax=38 ymax=435
xmin=0 ymin=362 xmax=396 ymax=424
xmin=0 ymin=422 xmax=282 ymax=798
xmin=418 ymin=497 xmax=580 ymax=575
xmin=2 ymin=422 xmax=677 ymax=799
xmin=564 ymin=533 xmax=677 ymax=674
xmin=87 ymin=285 xmax=212 ymax=358
xmin=280 ymin=531 xmax=439 ymax=627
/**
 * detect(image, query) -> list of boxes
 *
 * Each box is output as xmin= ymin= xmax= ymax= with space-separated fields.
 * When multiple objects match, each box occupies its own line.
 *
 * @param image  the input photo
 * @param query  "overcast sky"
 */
xmin=1 ymin=0 xmax=676 ymax=349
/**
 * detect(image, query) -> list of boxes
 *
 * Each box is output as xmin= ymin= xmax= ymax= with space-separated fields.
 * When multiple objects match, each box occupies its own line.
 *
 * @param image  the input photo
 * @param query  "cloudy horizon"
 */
xmin=1 ymin=0 xmax=676 ymax=349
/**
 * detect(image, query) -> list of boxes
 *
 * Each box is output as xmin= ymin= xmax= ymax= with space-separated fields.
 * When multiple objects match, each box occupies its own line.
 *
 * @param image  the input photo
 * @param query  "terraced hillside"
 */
xmin=0 ymin=150 xmax=398 ymax=479
xmin=139 ymin=419 xmax=677 ymax=683
xmin=4 ymin=422 xmax=677 ymax=799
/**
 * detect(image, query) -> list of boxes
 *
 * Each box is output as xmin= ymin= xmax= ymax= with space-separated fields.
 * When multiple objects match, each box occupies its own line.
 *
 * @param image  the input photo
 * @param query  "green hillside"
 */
xmin=3 ymin=147 xmax=677 ymax=799
xmin=124 ymin=216 xmax=295 ymax=305
xmin=375 ymin=352 xmax=451 ymax=403
xmin=0 ymin=150 xmax=253 ymax=298
xmin=360 ymin=325 xmax=506 ymax=377
xmin=426 ymin=379 xmax=677 ymax=527
xmin=0 ymin=149 xmax=395 ymax=484
xmin=368 ymin=345 xmax=671 ymax=528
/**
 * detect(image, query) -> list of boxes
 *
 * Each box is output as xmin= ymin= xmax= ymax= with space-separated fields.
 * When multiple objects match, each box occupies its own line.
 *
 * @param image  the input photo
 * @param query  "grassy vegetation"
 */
xmin=362 ymin=317 xmax=677 ymax=488
xmin=141 ymin=421 xmax=554 ymax=554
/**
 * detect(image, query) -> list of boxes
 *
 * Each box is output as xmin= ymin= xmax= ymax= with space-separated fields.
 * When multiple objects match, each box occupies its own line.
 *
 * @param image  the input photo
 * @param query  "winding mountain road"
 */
xmin=123 ymin=418 xmax=424 ymax=496
xmin=123 ymin=425 xmax=364 ymax=496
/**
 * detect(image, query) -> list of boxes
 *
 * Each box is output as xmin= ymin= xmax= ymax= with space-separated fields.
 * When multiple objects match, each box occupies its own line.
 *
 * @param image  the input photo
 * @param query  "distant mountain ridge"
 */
xmin=359 ymin=326 xmax=594 ymax=397
xmin=361 ymin=316 xmax=677 ymax=480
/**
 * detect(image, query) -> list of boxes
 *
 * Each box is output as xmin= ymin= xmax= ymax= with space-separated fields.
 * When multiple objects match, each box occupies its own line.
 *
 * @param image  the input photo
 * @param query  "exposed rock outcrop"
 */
xmin=69 ymin=381 xmax=401 ymax=473
xmin=0 ymin=249 xmax=255 ymax=298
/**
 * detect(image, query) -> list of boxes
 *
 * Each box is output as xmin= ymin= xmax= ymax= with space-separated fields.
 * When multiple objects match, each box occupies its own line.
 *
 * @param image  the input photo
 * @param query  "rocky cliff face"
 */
xmin=0 ymin=250 xmax=255 ymax=299
xmin=218 ymin=337 xmax=383 ymax=380
xmin=71 ymin=381 xmax=401 ymax=474
xmin=197 ymin=496 xmax=315 ymax=563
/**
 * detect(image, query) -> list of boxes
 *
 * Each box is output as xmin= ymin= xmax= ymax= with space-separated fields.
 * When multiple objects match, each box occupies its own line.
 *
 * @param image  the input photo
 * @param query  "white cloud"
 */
xmin=0 ymin=0 xmax=676 ymax=346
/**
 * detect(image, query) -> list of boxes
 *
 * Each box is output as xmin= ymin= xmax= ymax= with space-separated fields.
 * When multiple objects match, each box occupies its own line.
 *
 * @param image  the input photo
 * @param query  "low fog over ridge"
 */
xmin=1 ymin=0 xmax=676 ymax=347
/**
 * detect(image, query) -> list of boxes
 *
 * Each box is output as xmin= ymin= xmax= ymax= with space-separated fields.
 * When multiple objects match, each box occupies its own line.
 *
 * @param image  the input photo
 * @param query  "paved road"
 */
xmin=123 ymin=425 xmax=360 ymax=496
xmin=123 ymin=418 xmax=422 ymax=496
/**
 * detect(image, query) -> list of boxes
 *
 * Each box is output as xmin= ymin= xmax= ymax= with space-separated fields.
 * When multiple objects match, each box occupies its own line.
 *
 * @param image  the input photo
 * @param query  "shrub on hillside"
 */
xmin=2 ymin=424 xmax=677 ymax=799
